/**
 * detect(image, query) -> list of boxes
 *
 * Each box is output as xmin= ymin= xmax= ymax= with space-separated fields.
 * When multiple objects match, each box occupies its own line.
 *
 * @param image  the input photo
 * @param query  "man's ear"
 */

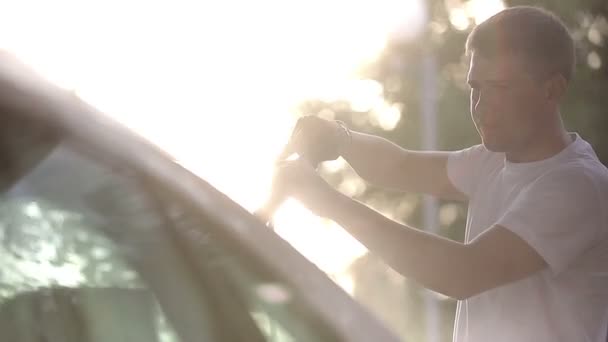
xmin=544 ymin=73 xmax=568 ymax=104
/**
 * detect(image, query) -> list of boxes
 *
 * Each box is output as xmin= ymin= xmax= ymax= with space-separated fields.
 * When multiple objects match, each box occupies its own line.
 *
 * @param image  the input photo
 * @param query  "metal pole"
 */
xmin=421 ymin=46 xmax=441 ymax=342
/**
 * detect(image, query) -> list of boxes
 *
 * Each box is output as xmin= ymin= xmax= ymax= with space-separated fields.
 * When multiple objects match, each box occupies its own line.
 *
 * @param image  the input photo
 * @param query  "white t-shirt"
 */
xmin=447 ymin=133 xmax=608 ymax=342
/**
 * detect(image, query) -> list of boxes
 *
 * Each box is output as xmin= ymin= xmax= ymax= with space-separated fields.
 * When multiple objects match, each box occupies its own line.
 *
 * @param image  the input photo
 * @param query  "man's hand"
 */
xmin=271 ymin=158 xmax=335 ymax=215
xmin=256 ymin=158 xmax=336 ymax=223
xmin=255 ymin=116 xmax=347 ymax=224
xmin=279 ymin=116 xmax=349 ymax=164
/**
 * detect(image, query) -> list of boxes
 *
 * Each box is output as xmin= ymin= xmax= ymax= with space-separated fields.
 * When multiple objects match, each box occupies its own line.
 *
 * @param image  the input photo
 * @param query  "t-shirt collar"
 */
xmin=503 ymin=132 xmax=581 ymax=173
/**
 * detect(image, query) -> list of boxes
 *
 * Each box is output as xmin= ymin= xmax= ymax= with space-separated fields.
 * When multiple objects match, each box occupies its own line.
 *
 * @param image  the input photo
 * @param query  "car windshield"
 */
xmin=0 ymin=112 xmax=340 ymax=341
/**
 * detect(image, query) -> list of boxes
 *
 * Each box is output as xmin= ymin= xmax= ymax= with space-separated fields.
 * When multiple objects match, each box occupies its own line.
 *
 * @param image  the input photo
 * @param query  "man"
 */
xmin=263 ymin=6 xmax=608 ymax=342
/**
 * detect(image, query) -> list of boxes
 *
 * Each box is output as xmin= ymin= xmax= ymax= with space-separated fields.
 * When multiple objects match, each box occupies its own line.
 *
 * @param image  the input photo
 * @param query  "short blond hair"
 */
xmin=466 ymin=6 xmax=576 ymax=82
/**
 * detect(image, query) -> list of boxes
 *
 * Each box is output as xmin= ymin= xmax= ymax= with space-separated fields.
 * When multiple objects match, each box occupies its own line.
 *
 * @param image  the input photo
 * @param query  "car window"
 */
xmin=0 ymin=143 xmax=184 ymax=341
xmin=0 ymin=113 xmax=341 ymax=342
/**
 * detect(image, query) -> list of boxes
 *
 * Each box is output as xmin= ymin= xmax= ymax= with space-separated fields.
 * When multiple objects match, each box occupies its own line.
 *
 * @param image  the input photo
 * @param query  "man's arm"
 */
xmin=341 ymin=131 xmax=466 ymax=201
xmin=319 ymin=188 xmax=547 ymax=299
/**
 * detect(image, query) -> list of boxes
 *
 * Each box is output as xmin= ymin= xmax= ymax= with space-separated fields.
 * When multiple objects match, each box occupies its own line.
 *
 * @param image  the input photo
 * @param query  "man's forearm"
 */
xmin=340 ymin=131 xmax=461 ymax=199
xmin=320 ymin=188 xmax=476 ymax=299
xmin=340 ymin=132 xmax=408 ymax=188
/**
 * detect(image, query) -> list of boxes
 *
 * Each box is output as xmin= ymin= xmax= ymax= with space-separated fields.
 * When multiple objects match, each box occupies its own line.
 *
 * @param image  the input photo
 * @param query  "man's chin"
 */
xmin=481 ymin=139 xmax=507 ymax=153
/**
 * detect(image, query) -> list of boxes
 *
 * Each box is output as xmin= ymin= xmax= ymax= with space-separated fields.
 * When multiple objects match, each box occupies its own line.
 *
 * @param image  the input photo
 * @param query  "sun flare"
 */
xmin=0 ymin=0 xmax=502 ymax=285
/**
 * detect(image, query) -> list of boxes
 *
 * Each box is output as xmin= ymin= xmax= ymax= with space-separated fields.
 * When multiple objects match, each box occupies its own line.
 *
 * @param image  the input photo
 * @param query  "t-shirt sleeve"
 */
xmin=496 ymin=168 xmax=606 ymax=275
xmin=447 ymin=144 xmax=490 ymax=199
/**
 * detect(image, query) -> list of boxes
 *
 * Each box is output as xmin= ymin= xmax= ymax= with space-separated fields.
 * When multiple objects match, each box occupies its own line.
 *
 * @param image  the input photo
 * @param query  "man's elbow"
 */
xmin=442 ymin=260 xmax=494 ymax=300
xmin=446 ymin=270 xmax=512 ymax=300
xmin=444 ymin=284 xmax=481 ymax=300
xmin=422 ymin=274 xmax=482 ymax=300
xmin=450 ymin=287 xmax=483 ymax=300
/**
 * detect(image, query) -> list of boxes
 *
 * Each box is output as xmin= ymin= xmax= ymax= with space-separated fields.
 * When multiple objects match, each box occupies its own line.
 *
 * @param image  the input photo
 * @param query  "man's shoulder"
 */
xmin=523 ymin=134 xmax=607 ymax=185
xmin=456 ymin=144 xmax=504 ymax=166
xmin=533 ymin=157 xmax=608 ymax=197
xmin=564 ymin=134 xmax=608 ymax=177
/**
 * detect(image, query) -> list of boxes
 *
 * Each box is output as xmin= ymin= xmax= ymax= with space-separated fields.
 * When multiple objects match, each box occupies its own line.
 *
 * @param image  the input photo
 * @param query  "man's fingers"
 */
xmin=278 ymin=116 xmax=318 ymax=160
xmin=256 ymin=160 xmax=300 ymax=224
xmin=275 ymin=157 xmax=306 ymax=168
xmin=277 ymin=130 xmax=301 ymax=161
xmin=277 ymin=118 xmax=307 ymax=161
xmin=254 ymin=191 xmax=285 ymax=225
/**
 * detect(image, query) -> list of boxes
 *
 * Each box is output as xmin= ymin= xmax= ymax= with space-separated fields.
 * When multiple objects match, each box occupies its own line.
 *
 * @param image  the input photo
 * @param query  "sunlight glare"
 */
xmin=449 ymin=0 xmax=505 ymax=30
xmin=274 ymin=200 xmax=368 ymax=274
xmin=466 ymin=0 xmax=505 ymax=24
xmin=371 ymin=101 xmax=402 ymax=131
xmin=16 ymin=259 xmax=85 ymax=287
xmin=0 ymin=0 xmax=424 ymax=282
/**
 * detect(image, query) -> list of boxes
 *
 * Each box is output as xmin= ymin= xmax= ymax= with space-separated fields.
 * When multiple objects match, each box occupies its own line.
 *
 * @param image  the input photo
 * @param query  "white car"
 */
xmin=0 ymin=52 xmax=401 ymax=342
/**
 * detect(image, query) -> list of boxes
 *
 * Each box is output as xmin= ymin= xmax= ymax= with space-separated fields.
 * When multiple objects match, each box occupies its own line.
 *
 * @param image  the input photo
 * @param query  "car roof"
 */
xmin=0 ymin=51 xmax=401 ymax=342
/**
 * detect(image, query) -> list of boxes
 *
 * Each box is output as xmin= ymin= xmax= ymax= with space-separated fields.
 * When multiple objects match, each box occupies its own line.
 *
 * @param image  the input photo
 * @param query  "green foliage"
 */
xmin=0 ymin=198 xmax=142 ymax=305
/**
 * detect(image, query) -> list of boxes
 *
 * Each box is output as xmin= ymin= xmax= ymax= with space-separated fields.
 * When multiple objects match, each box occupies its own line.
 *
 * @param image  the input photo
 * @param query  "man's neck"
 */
xmin=506 ymin=124 xmax=572 ymax=163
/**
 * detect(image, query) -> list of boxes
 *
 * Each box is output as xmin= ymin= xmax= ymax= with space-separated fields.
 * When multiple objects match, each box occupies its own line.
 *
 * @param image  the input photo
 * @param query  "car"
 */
xmin=0 ymin=51 xmax=401 ymax=342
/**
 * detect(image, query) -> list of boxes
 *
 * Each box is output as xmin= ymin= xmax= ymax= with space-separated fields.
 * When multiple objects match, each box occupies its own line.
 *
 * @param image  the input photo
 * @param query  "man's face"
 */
xmin=467 ymin=52 xmax=549 ymax=154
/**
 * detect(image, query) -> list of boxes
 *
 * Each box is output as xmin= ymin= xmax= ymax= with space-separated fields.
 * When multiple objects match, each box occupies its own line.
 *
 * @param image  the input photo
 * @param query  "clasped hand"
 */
xmin=259 ymin=116 xmax=346 ymax=221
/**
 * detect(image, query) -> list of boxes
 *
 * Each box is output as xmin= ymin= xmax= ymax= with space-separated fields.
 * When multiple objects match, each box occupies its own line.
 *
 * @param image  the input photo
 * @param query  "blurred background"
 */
xmin=1 ymin=0 xmax=606 ymax=341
